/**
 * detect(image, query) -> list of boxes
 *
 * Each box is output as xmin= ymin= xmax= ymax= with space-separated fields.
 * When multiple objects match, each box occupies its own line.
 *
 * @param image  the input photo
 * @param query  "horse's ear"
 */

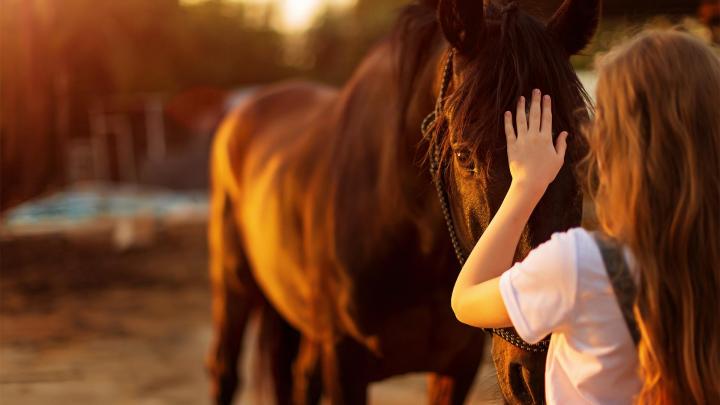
xmin=437 ymin=0 xmax=485 ymax=54
xmin=547 ymin=0 xmax=601 ymax=55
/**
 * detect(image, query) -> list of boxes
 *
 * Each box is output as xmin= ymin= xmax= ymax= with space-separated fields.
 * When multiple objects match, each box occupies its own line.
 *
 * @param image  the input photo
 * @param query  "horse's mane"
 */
xmin=293 ymin=2 xmax=447 ymax=340
xmin=304 ymin=2 xmax=444 ymax=264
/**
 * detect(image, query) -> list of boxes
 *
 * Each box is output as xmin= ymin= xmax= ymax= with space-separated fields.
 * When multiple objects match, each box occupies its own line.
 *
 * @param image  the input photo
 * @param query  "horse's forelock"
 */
xmin=435 ymin=5 xmax=590 ymax=170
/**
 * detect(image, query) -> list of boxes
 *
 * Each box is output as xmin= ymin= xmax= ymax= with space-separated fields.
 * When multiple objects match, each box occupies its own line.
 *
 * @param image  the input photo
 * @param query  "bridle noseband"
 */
xmin=422 ymin=49 xmax=549 ymax=353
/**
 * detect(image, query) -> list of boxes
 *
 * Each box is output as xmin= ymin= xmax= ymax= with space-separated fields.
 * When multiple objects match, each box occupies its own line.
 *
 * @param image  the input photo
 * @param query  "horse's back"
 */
xmin=212 ymin=80 xmax=338 ymax=339
xmin=214 ymin=81 xmax=335 ymax=179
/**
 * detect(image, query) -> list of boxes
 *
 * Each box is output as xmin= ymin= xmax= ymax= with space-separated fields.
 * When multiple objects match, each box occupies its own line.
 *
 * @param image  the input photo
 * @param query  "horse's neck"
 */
xmin=399 ymin=45 xmax=446 ymax=147
xmin=331 ymin=40 xmax=438 ymax=199
xmin=330 ymin=40 xmax=440 ymax=175
xmin=317 ymin=40 xmax=442 ymax=260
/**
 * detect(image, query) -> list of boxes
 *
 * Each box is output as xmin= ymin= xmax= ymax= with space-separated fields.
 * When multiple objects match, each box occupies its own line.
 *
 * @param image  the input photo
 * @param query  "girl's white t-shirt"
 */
xmin=499 ymin=227 xmax=642 ymax=405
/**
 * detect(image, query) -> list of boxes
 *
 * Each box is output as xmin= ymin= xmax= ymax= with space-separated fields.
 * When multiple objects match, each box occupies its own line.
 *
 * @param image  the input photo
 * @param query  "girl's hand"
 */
xmin=504 ymin=89 xmax=568 ymax=197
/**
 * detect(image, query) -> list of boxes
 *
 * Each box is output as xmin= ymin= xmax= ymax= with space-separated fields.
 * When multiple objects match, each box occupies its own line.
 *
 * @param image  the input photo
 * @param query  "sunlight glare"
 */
xmin=282 ymin=0 xmax=322 ymax=32
xmin=180 ymin=0 xmax=356 ymax=32
xmin=279 ymin=0 xmax=357 ymax=32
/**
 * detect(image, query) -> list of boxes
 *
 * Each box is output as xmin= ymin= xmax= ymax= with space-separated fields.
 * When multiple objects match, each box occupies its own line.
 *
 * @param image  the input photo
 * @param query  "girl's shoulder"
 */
xmin=534 ymin=227 xmax=593 ymax=256
xmin=551 ymin=226 xmax=593 ymax=251
xmin=525 ymin=227 xmax=591 ymax=275
xmin=536 ymin=227 xmax=622 ymax=298
xmin=553 ymin=227 xmax=616 ymax=281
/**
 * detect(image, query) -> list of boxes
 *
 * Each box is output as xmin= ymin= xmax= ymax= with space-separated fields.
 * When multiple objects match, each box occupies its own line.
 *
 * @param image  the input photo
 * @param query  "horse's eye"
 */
xmin=454 ymin=149 xmax=475 ymax=172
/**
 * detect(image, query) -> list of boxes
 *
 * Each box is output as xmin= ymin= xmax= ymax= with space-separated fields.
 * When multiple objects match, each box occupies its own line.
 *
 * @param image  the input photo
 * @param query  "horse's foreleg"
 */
xmin=428 ymin=332 xmax=486 ymax=405
xmin=427 ymin=370 xmax=477 ymax=405
xmin=256 ymin=303 xmax=301 ymax=405
xmin=207 ymin=189 xmax=254 ymax=405
xmin=208 ymin=284 xmax=251 ymax=405
xmin=322 ymin=337 xmax=370 ymax=405
xmin=292 ymin=338 xmax=322 ymax=405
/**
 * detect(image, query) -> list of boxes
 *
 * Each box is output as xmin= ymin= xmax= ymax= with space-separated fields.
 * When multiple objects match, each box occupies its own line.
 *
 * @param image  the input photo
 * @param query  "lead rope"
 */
xmin=422 ymin=49 xmax=549 ymax=353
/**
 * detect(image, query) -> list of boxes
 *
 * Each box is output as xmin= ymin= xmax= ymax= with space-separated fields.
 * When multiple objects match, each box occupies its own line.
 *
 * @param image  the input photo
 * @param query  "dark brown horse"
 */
xmin=206 ymin=0 xmax=599 ymax=403
xmin=426 ymin=0 xmax=599 ymax=402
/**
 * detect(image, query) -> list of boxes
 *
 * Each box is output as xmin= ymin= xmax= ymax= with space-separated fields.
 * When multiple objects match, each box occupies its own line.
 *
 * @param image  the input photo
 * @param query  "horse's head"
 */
xmin=429 ymin=0 xmax=599 ymax=259
xmin=423 ymin=1 xmax=600 ymax=401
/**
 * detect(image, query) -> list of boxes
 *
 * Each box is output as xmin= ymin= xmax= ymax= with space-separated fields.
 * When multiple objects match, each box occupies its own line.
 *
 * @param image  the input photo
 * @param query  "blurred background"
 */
xmin=1 ymin=0 xmax=716 ymax=404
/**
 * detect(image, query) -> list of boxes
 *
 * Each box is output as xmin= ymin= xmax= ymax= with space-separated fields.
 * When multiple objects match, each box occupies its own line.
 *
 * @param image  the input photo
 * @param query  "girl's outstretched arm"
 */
xmin=451 ymin=89 xmax=568 ymax=328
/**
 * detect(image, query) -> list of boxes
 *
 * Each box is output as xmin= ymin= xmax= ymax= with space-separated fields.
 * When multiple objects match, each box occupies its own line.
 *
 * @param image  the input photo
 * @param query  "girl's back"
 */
xmin=581 ymin=30 xmax=720 ymax=403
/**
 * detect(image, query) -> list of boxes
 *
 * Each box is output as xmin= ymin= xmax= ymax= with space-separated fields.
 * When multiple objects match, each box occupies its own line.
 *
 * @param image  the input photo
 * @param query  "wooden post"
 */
xmin=144 ymin=96 xmax=166 ymax=162
xmin=111 ymin=114 xmax=136 ymax=183
xmin=89 ymin=105 xmax=110 ymax=181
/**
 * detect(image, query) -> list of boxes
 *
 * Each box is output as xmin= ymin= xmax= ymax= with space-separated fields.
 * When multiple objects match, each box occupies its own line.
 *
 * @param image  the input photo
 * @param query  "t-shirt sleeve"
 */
xmin=499 ymin=230 xmax=579 ymax=344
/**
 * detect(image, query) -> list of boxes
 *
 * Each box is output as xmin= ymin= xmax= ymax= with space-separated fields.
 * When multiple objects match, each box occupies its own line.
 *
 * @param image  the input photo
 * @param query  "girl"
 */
xmin=451 ymin=30 xmax=720 ymax=404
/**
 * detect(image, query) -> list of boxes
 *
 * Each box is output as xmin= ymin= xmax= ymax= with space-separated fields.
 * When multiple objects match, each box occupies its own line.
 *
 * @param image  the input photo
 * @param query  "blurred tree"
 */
xmin=304 ymin=0 xmax=406 ymax=84
xmin=1 ymin=0 xmax=62 ymax=210
xmin=0 ymin=0 xmax=292 ymax=209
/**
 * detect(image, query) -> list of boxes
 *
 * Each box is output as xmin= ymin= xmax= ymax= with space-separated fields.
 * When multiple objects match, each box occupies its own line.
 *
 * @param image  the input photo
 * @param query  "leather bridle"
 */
xmin=421 ymin=49 xmax=549 ymax=353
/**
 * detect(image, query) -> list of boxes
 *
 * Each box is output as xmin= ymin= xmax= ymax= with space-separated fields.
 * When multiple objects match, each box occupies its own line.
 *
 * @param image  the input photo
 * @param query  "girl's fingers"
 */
xmin=541 ymin=95 xmax=552 ymax=137
xmin=529 ymin=89 xmax=542 ymax=134
xmin=504 ymin=111 xmax=516 ymax=145
xmin=515 ymin=96 xmax=527 ymax=136
xmin=555 ymin=131 xmax=569 ymax=158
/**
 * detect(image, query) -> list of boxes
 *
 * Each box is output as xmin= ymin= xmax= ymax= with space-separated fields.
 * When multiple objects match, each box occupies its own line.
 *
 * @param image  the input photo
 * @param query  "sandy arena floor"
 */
xmin=0 ymin=222 xmax=501 ymax=404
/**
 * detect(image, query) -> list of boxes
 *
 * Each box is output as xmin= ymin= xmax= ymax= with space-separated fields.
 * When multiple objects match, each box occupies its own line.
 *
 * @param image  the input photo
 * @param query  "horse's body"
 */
xmin=219 ymin=82 xmax=336 ymax=337
xmin=209 ymin=38 xmax=486 ymax=404
xmin=207 ymin=1 xmax=600 ymax=403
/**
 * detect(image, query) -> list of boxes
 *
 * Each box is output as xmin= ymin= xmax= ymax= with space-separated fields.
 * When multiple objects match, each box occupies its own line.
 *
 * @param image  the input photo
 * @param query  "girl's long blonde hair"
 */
xmin=584 ymin=30 xmax=720 ymax=404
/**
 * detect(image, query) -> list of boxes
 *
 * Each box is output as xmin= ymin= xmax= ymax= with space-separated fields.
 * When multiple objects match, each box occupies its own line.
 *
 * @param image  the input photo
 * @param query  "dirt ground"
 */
xmin=0 ymin=222 xmax=501 ymax=404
